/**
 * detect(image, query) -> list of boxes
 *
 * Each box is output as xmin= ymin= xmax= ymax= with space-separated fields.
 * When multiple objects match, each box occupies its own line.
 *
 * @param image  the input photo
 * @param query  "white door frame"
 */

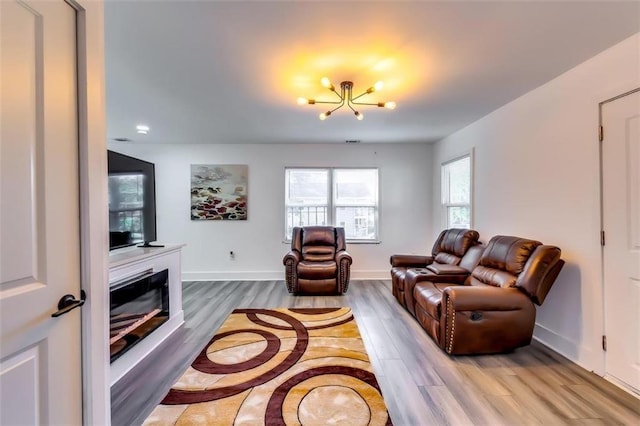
xmin=67 ymin=0 xmax=110 ymax=424
xmin=598 ymin=86 xmax=640 ymax=394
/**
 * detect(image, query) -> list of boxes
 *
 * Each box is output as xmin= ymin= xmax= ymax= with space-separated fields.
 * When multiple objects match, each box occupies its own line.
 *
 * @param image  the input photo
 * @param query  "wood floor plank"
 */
xmin=455 ymin=361 xmax=512 ymax=396
xmin=482 ymin=393 xmax=546 ymax=425
xmin=418 ymin=385 xmax=474 ymax=425
xmin=379 ymin=314 xmax=446 ymax=386
xmin=495 ymin=374 xmax=574 ymax=424
xmin=379 ymin=358 xmax=442 ymax=425
xmin=111 ymin=280 xmax=640 ymax=426
xmin=358 ymin=314 xmax=402 ymax=360
xmin=565 ymin=383 xmax=640 ymax=425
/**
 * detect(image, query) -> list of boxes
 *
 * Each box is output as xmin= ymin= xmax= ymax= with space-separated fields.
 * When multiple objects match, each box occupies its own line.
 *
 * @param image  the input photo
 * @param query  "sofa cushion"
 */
xmin=434 ymin=252 xmax=461 ymax=265
xmin=470 ymin=266 xmax=517 ymax=288
xmin=302 ymin=246 xmax=335 ymax=262
xmin=414 ymin=281 xmax=454 ymax=319
xmin=297 ymin=260 xmax=337 ymax=279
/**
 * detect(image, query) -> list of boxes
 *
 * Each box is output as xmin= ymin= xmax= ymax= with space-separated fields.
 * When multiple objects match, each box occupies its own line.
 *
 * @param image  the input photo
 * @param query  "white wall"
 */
xmin=430 ymin=33 xmax=640 ymax=373
xmin=109 ymin=143 xmax=434 ymax=280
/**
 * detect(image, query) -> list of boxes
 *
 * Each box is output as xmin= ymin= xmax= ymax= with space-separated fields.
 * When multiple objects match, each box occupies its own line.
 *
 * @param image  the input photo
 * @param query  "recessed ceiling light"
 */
xmin=136 ymin=124 xmax=149 ymax=134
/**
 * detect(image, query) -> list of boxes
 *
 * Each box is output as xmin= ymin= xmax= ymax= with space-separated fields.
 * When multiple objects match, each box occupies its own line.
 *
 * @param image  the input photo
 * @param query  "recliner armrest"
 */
xmin=336 ymin=250 xmax=352 ymax=294
xmin=283 ymin=250 xmax=301 ymax=266
xmin=427 ymin=263 xmax=469 ymax=275
xmin=441 ymin=286 xmax=536 ymax=355
xmin=443 ymin=286 xmax=532 ymax=311
xmin=336 ymin=250 xmax=352 ymax=264
xmin=390 ymin=254 xmax=433 ymax=267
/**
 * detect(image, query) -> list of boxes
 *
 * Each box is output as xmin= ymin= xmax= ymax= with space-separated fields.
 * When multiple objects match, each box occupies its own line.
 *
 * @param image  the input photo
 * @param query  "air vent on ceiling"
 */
xmin=345 ymin=140 xmax=361 ymax=144
xmin=113 ymin=138 xmax=132 ymax=142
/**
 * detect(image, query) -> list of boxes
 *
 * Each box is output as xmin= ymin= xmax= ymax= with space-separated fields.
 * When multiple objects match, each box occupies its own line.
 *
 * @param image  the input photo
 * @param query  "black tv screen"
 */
xmin=108 ymin=150 xmax=157 ymax=250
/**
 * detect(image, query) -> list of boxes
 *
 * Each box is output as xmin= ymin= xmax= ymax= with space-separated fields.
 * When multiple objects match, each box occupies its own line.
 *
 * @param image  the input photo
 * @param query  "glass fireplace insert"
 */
xmin=109 ymin=269 xmax=169 ymax=362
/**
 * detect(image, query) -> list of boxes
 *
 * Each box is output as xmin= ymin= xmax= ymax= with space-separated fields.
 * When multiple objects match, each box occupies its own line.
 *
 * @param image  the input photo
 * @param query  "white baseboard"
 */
xmin=182 ymin=271 xmax=283 ymax=281
xmin=603 ymin=374 xmax=640 ymax=398
xmin=182 ymin=270 xmax=390 ymax=282
xmin=533 ymin=323 xmax=578 ymax=357
xmin=533 ymin=323 xmax=600 ymax=374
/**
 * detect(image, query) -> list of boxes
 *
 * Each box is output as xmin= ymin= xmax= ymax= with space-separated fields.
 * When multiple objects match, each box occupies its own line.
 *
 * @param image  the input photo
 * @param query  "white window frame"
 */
xmin=284 ymin=167 xmax=380 ymax=243
xmin=441 ymin=150 xmax=474 ymax=229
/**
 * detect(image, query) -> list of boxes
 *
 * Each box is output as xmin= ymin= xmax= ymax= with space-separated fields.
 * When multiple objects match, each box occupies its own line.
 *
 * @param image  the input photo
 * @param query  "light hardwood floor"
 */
xmin=111 ymin=280 xmax=640 ymax=425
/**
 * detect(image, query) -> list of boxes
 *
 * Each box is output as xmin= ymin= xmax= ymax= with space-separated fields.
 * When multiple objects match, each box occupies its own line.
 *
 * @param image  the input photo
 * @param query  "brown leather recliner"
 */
xmin=283 ymin=226 xmax=352 ymax=295
xmin=390 ymin=229 xmax=482 ymax=314
xmin=413 ymin=235 xmax=565 ymax=355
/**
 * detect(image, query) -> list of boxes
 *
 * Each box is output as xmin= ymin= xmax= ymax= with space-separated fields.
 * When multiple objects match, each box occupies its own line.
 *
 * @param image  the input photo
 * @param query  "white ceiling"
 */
xmin=105 ymin=1 xmax=639 ymax=145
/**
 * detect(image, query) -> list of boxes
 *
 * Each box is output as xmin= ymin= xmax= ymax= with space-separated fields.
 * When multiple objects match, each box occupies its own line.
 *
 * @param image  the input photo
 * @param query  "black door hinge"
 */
xmin=599 ymin=125 xmax=604 ymax=142
xmin=602 ymin=335 xmax=607 ymax=351
xmin=601 ymin=231 xmax=606 ymax=246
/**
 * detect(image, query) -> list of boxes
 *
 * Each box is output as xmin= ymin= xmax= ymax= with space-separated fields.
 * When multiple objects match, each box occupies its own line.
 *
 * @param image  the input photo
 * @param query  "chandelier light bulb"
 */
xmin=297 ymin=97 xmax=308 ymax=105
xmin=374 ymin=81 xmax=384 ymax=91
xmin=384 ymin=101 xmax=396 ymax=110
xmin=319 ymin=111 xmax=331 ymax=120
xmin=355 ymin=111 xmax=364 ymax=120
xmin=320 ymin=77 xmax=334 ymax=90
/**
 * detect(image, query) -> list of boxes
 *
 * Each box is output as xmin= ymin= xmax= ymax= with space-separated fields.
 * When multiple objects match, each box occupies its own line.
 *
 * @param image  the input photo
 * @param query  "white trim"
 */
xmin=182 ymin=270 xmax=390 ymax=282
xmin=598 ymin=87 xmax=640 ymax=390
xmin=71 ymin=0 xmax=109 ymax=424
xmin=533 ymin=323 xmax=601 ymax=377
xmin=603 ymin=374 xmax=640 ymax=398
xmin=532 ymin=323 xmax=581 ymax=360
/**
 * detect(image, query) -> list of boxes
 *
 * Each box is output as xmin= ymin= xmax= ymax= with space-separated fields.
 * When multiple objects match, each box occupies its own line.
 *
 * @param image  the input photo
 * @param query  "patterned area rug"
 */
xmin=143 ymin=307 xmax=393 ymax=425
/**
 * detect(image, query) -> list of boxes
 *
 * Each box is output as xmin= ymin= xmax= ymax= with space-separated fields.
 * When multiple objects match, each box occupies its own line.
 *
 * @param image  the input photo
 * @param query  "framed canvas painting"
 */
xmin=191 ymin=164 xmax=248 ymax=220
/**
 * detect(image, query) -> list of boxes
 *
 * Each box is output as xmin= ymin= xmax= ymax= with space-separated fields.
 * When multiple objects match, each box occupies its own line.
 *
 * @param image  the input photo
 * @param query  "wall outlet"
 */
xmin=229 ymin=251 xmax=235 ymax=260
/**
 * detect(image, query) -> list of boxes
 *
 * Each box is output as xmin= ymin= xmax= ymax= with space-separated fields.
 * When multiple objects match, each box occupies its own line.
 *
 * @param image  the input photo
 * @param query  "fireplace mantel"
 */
xmin=109 ymin=244 xmax=185 ymax=385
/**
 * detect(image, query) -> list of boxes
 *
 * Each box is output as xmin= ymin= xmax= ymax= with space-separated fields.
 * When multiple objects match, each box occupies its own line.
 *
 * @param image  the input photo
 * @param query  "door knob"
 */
xmin=52 ymin=290 xmax=86 ymax=318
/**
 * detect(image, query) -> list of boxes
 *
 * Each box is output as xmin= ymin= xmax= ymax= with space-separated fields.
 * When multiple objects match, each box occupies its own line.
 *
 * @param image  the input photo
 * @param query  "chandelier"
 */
xmin=297 ymin=77 xmax=396 ymax=120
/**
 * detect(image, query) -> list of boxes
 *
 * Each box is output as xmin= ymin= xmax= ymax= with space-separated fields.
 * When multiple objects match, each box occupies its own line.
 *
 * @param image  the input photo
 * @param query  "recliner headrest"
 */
xmin=432 ymin=228 xmax=480 ymax=258
xmin=480 ymin=235 xmax=541 ymax=275
xmin=302 ymin=226 xmax=336 ymax=246
xmin=516 ymin=245 xmax=564 ymax=305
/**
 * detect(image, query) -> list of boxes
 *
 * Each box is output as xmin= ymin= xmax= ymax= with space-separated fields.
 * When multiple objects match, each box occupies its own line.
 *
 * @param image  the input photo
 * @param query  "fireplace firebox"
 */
xmin=109 ymin=269 xmax=169 ymax=362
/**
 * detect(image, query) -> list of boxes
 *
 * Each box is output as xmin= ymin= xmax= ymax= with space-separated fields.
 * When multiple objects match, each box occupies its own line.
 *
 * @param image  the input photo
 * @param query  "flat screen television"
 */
xmin=108 ymin=150 xmax=160 ymax=250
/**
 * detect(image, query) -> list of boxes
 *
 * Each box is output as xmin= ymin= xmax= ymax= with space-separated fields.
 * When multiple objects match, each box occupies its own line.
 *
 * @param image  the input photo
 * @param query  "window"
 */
xmin=285 ymin=168 xmax=379 ymax=241
xmin=441 ymin=154 xmax=472 ymax=229
xmin=108 ymin=173 xmax=147 ymax=241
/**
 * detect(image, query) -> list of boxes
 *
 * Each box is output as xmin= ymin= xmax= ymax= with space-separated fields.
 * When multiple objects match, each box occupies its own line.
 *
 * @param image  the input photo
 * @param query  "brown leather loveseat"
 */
xmin=283 ymin=226 xmax=352 ymax=295
xmin=410 ymin=235 xmax=564 ymax=354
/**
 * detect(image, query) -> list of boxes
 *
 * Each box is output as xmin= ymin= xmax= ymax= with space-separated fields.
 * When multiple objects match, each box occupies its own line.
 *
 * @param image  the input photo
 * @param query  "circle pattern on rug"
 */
xmin=298 ymin=385 xmax=370 ymax=426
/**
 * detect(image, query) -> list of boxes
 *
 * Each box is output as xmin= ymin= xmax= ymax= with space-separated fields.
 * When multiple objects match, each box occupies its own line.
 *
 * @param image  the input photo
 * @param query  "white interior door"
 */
xmin=602 ymin=88 xmax=640 ymax=393
xmin=0 ymin=0 xmax=83 ymax=424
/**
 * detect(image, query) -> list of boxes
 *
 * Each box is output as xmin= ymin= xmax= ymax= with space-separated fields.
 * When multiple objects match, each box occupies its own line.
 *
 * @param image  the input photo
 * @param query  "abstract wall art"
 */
xmin=190 ymin=164 xmax=248 ymax=220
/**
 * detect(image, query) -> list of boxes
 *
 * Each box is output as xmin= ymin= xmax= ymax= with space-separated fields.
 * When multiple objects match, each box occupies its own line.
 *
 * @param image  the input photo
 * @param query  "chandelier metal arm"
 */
xmin=350 ymin=91 xmax=371 ymax=102
xmin=350 ymin=101 xmax=386 ymax=107
xmin=299 ymin=78 xmax=394 ymax=120
xmin=330 ymin=101 xmax=346 ymax=113
xmin=312 ymin=99 xmax=344 ymax=105
xmin=312 ymin=85 xmax=344 ymax=105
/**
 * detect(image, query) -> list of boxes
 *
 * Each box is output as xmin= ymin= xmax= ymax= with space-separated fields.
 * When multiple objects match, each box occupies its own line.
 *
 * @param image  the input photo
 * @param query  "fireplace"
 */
xmin=110 ymin=269 xmax=169 ymax=362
